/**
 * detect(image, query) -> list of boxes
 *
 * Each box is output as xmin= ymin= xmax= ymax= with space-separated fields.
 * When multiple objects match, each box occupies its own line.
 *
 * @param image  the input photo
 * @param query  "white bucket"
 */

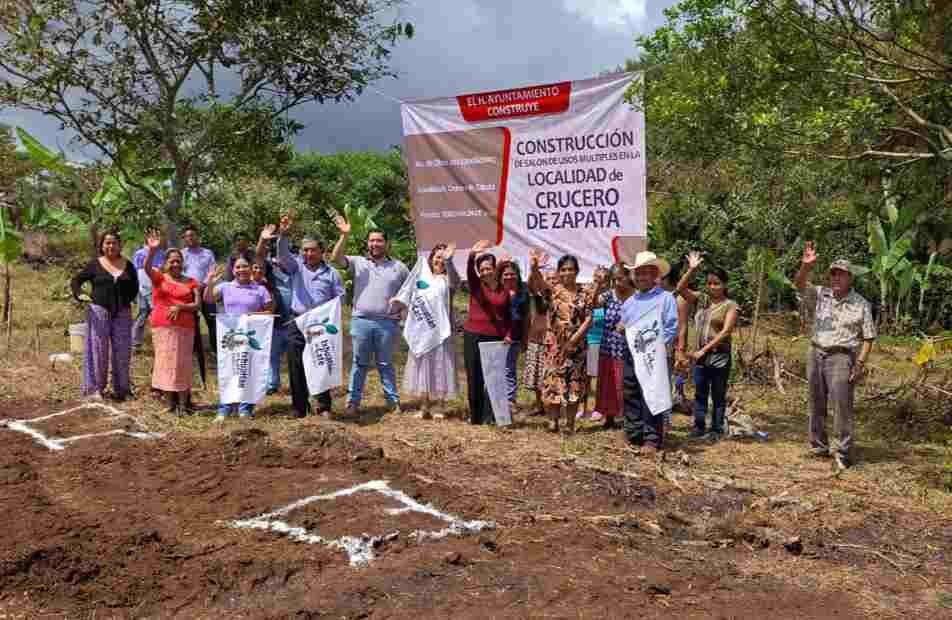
xmin=68 ymin=323 xmax=87 ymax=353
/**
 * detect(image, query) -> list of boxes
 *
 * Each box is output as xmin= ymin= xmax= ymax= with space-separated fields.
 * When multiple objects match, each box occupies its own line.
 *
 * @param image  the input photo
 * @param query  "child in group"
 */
xmin=579 ymin=306 xmax=605 ymax=421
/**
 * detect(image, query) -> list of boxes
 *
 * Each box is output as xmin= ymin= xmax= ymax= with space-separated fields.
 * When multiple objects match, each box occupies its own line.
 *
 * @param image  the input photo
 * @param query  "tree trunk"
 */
xmin=89 ymin=220 xmax=100 ymax=259
xmin=2 ymin=263 xmax=10 ymax=323
xmin=164 ymin=175 xmax=185 ymax=247
xmin=751 ymin=259 xmax=765 ymax=352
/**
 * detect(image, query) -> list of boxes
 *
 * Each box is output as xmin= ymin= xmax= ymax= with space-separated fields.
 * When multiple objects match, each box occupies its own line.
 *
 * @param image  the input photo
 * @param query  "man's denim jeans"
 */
xmin=348 ymin=317 xmax=400 ymax=406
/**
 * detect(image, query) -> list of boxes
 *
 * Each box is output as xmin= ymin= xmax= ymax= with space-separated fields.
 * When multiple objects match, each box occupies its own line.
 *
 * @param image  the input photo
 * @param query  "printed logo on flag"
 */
xmin=304 ymin=318 xmax=339 ymax=374
xmin=222 ymin=328 xmax=264 ymax=389
xmin=216 ymin=315 xmax=274 ymax=405
xmin=629 ymin=318 xmax=661 ymax=376
xmin=409 ymin=295 xmax=438 ymax=330
xmin=296 ymin=297 xmax=344 ymax=395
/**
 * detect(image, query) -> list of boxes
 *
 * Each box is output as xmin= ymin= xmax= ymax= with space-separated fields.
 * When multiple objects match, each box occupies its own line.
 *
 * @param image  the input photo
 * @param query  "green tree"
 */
xmin=0 ymin=0 xmax=413 ymax=243
xmin=287 ymin=149 xmax=414 ymax=262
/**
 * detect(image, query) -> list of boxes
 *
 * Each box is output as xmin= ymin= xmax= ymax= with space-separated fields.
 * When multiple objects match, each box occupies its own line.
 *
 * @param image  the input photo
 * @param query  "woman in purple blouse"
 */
xmin=204 ymin=257 xmax=274 ymax=420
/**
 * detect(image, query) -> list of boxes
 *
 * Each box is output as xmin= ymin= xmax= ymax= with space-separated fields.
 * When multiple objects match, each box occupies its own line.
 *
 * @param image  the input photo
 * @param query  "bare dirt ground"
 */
xmin=1 ymin=394 xmax=950 ymax=619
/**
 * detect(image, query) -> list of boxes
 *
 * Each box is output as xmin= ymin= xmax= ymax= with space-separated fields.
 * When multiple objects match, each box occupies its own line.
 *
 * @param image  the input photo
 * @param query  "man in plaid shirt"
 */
xmin=795 ymin=242 xmax=876 ymax=470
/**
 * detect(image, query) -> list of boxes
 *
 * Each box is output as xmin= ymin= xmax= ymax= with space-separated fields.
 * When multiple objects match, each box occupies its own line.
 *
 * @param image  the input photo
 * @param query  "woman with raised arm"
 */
xmin=204 ymin=258 xmax=274 ymax=420
xmin=143 ymin=230 xmax=201 ymax=414
xmin=594 ymin=262 xmax=635 ymax=429
xmin=462 ymin=240 xmax=512 ymax=425
xmin=392 ymin=243 xmax=460 ymax=420
xmin=497 ymin=259 xmax=528 ymax=410
xmin=528 ymin=249 xmax=609 ymax=434
xmin=677 ymin=251 xmax=739 ymax=440
xmin=70 ymin=230 xmax=139 ymax=401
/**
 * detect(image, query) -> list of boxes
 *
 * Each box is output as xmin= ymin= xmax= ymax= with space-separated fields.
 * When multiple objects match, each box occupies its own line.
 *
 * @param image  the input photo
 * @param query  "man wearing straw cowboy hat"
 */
xmin=617 ymin=250 xmax=679 ymax=456
xmin=795 ymin=242 xmax=875 ymax=471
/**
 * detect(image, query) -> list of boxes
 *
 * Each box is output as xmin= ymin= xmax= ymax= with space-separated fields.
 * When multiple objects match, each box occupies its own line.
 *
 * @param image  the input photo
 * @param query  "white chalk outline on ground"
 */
xmin=221 ymin=479 xmax=495 ymax=566
xmin=0 ymin=402 xmax=164 ymax=451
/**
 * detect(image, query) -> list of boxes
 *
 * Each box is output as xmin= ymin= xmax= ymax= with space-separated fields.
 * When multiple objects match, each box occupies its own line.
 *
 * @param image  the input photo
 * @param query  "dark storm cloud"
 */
xmin=2 ymin=0 xmax=677 ymax=157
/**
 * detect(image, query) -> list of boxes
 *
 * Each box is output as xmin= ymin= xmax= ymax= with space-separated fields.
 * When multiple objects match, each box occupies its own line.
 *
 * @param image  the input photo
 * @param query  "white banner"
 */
xmin=479 ymin=341 xmax=512 ymax=427
xmin=216 ymin=314 xmax=274 ymax=405
xmin=392 ymin=256 xmax=452 ymax=356
xmin=295 ymin=297 xmax=344 ymax=395
xmin=402 ymin=73 xmax=646 ymax=281
xmin=625 ymin=306 xmax=672 ymax=416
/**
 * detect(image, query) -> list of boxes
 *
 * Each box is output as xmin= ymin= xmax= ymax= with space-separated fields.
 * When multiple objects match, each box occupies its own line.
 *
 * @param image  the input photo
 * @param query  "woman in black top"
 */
xmin=70 ymin=231 xmax=139 ymax=400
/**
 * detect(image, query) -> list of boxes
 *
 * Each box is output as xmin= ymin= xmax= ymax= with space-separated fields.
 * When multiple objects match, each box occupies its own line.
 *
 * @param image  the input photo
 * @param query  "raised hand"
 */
xmin=528 ymin=247 xmax=549 ymax=269
xmin=260 ymin=224 xmax=278 ymax=241
xmin=441 ymin=242 xmax=457 ymax=260
xmin=593 ymin=265 xmax=609 ymax=287
xmin=145 ymin=229 xmax=162 ymax=250
xmin=497 ymin=251 xmax=513 ymax=264
xmin=802 ymin=241 xmax=818 ymax=266
xmin=334 ymin=212 xmax=351 ymax=235
xmin=471 ymin=239 xmax=492 ymax=254
xmin=206 ymin=263 xmax=224 ymax=285
xmin=687 ymin=251 xmax=704 ymax=270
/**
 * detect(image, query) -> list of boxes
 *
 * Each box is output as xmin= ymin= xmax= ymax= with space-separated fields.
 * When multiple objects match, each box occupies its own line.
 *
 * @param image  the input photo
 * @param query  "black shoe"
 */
xmin=687 ymin=428 xmax=706 ymax=439
xmin=166 ymin=393 xmax=180 ymax=414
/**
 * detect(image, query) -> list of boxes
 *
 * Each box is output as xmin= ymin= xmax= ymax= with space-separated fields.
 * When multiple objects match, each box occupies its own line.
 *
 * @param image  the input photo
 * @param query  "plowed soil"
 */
xmin=0 ymin=400 xmax=940 ymax=618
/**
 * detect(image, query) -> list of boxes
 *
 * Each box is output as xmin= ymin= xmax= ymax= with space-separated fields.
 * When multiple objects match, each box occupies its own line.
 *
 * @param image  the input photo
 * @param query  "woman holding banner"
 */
xmin=528 ymin=250 xmax=608 ymax=434
xmin=391 ymin=243 xmax=459 ymax=419
xmin=595 ymin=263 xmax=635 ymax=429
xmin=204 ymin=259 xmax=274 ymax=420
xmin=143 ymin=230 xmax=201 ymax=414
xmin=463 ymin=240 xmax=512 ymax=425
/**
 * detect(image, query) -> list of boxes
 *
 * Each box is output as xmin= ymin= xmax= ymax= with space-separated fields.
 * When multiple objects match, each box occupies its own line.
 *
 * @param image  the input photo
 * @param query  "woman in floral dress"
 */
xmin=528 ymin=249 xmax=608 ymax=434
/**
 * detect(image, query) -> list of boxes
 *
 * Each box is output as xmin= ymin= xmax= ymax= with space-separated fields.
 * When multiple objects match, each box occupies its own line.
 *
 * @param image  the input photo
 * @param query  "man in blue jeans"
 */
xmin=331 ymin=212 xmax=409 ymax=415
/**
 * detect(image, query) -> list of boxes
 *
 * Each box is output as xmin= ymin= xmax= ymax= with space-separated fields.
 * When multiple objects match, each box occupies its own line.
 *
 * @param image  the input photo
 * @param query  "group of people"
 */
xmin=71 ymin=219 xmax=876 ymax=468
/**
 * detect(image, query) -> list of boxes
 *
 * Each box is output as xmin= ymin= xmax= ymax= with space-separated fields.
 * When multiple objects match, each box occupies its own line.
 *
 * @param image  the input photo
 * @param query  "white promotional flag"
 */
xmin=216 ymin=314 xmax=274 ymax=405
xmin=625 ymin=306 xmax=672 ymax=416
xmin=295 ymin=297 xmax=344 ymax=395
xmin=478 ymin=341 xmax=512 ymax=427
xmin=393 ymin=256 xmax=452 ymax=356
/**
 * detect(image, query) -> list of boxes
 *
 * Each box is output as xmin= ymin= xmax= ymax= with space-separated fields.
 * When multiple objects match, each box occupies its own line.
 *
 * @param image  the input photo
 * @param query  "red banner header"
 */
xmin=457 ymin=81 xmax=572 ymax=123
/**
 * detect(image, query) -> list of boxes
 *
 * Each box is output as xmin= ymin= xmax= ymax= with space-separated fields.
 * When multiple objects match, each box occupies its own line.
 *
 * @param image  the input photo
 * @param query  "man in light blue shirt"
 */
xmin=131 ymin=242 xmax=166 ymax=349
xmin=182 ymin=226 xmax=217 ymax=350
xmin=265 ymin=217 xmax=345 ymax=418
xmin=619 ymin=251 xmax=678 ymax=455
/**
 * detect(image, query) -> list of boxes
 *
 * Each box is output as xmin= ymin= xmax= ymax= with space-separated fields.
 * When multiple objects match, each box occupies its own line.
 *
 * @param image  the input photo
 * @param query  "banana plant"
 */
xmin=14 ymin=127 xmax=86 ymax=232
xmin=867 ymin=208 xmax=918 ymax=326
xmin=0 ymin=206 xmax=23 ymax=322
xmin=341 ymin=202 xmax=381 ymax=241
